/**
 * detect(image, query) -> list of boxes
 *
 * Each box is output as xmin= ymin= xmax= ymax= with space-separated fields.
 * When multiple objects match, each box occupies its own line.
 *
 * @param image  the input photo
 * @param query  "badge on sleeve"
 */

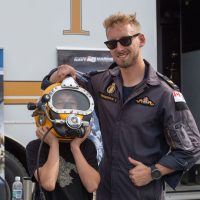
xmin=173 ymin=91 xmax=188 ymax=111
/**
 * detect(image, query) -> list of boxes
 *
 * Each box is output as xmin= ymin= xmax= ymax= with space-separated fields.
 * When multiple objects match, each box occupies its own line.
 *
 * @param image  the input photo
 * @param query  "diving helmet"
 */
xmin=28 ymin=77 xmax=94 ymax=142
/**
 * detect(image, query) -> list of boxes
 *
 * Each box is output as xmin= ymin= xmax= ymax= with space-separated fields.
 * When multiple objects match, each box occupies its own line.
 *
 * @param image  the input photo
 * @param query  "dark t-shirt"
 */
xmin=26 ymin=139 xmax=98 ymax=200
xmin=122 ymin=86 xmax=135 ymax=102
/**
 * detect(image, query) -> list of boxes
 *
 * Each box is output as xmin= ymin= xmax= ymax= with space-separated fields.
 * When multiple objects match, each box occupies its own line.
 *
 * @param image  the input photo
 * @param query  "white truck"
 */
xmin=1 ymin=0 xmax=200 ymax=199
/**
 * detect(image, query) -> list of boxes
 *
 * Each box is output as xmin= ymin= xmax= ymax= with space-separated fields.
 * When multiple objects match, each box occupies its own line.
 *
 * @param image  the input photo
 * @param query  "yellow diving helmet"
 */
xmin=28 ymin=77 xmax=94 ymax=142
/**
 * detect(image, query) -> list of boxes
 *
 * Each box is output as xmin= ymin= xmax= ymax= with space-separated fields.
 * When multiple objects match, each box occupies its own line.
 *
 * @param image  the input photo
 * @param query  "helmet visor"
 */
xmin=52 ymin=89 xmax=90 ymax=111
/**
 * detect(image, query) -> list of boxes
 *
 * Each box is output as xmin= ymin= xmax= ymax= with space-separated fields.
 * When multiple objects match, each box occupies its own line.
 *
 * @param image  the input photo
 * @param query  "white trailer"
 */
xmin=0 ymin=0 xmax=157 ymax=189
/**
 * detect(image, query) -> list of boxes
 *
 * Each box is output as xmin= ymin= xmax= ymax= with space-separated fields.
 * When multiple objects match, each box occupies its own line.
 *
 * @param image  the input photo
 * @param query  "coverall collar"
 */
xmin=108 ymin=59 xmax=161 ymax=87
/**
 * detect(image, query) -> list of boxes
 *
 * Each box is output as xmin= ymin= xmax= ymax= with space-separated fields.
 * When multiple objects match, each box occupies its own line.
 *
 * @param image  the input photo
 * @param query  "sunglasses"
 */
xmin=104 ymin=33 xmax=140 ymax=50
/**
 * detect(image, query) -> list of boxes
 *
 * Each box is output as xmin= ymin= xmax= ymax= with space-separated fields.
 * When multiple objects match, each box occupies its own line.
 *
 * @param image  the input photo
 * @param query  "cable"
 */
xmin=36 ymin=126 xmax=53 ymax=200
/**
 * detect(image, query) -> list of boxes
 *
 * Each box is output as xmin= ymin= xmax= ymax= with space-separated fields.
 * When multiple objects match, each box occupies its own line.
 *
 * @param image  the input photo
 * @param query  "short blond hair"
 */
xmin=103 ymin=12 xmax=140 ymax=30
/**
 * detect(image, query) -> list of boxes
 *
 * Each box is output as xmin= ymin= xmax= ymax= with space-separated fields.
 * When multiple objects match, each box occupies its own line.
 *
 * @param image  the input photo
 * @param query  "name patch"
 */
xmin=99 ymin=92 xmax=117 ymax=103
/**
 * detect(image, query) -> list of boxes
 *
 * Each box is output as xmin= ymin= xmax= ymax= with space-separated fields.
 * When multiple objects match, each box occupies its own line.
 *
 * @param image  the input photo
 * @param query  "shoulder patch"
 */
xmin=173 ymin=91 xmax=186 ymax=103
xmin=172 ymin=91 xmax=188 ymax=111
xmin=156 ymin=72 xmax=179 ymax=90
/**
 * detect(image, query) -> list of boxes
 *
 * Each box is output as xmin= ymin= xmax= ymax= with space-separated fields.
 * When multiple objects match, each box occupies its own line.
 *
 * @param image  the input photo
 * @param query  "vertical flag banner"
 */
xmin=0 ymin=48 xmax=4 ymax=178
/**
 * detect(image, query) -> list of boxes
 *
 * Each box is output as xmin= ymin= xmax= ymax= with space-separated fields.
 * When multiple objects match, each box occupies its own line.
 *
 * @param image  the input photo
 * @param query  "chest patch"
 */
xmin=106 ymin=82 xmax=116 ymax=94
xmin=99 ymin=92 xmax=117 ymax=103
xmin=136 ymin=96 xmax=155 ymax=107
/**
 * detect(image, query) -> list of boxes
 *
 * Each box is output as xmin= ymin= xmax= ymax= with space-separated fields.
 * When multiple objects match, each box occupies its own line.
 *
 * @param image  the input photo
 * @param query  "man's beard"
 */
xmin=116 ymin=51 xmax=139 ymax=69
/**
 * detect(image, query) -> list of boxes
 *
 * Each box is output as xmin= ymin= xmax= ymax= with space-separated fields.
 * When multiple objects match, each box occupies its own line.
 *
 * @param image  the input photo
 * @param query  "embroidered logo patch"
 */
xmin=172 ymin=91 xmax=186 ymax=103
xmin=106 ymin=82 xmax=116 ymax=94
xmin=173 ymin=91 xmax=188 ymax=111
xmin=136 ymin=97 xmax=155 ymax=106
xmin=99 ymin=92 xmax=117 ymax=103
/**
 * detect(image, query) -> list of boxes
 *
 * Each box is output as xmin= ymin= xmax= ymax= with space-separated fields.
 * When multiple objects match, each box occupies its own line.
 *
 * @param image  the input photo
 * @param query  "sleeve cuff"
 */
xmin=163 ymin=171 xmax=184 ymax=190
xmin=159 ymin=155 xmax=189 ymax=171
xmin=41 ymin=68 xmax=57 ymax=90
xmin=158 ymin=155 xmax=187 ymax=189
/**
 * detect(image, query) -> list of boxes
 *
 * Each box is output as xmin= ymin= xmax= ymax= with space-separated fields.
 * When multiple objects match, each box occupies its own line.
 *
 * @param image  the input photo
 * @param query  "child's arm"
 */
xmin=34 ymin=127 xmax=59 ymax=191
xmin=70 ymin=127 xmax=100 ymax=193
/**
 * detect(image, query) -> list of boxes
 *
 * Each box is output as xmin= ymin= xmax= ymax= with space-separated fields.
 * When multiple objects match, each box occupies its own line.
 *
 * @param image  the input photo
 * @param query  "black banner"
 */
xmin=57 ymin=48 xmax=113 ymax=163
xmin=57 ymin=49 xmax=113 ymax=73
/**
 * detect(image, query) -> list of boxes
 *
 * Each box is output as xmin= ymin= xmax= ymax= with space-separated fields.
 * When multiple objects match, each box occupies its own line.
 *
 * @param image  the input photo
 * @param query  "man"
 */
xmin=41 ymin=12 xmax=200 ymax=200
xmin=26 ymin=91 xmax=100 ymax=200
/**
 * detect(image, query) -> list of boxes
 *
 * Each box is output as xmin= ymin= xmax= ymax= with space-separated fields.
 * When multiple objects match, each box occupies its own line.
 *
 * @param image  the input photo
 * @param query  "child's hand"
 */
xmin=70 ymin=126 xmax=91 ymax=149
xmin=36 ymin=126 xmax=58 ymax=146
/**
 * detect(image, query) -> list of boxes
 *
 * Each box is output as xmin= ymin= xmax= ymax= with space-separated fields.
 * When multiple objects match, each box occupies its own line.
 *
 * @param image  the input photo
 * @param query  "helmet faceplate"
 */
xmin=33 ymin=77 xmax=94 ymax=142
